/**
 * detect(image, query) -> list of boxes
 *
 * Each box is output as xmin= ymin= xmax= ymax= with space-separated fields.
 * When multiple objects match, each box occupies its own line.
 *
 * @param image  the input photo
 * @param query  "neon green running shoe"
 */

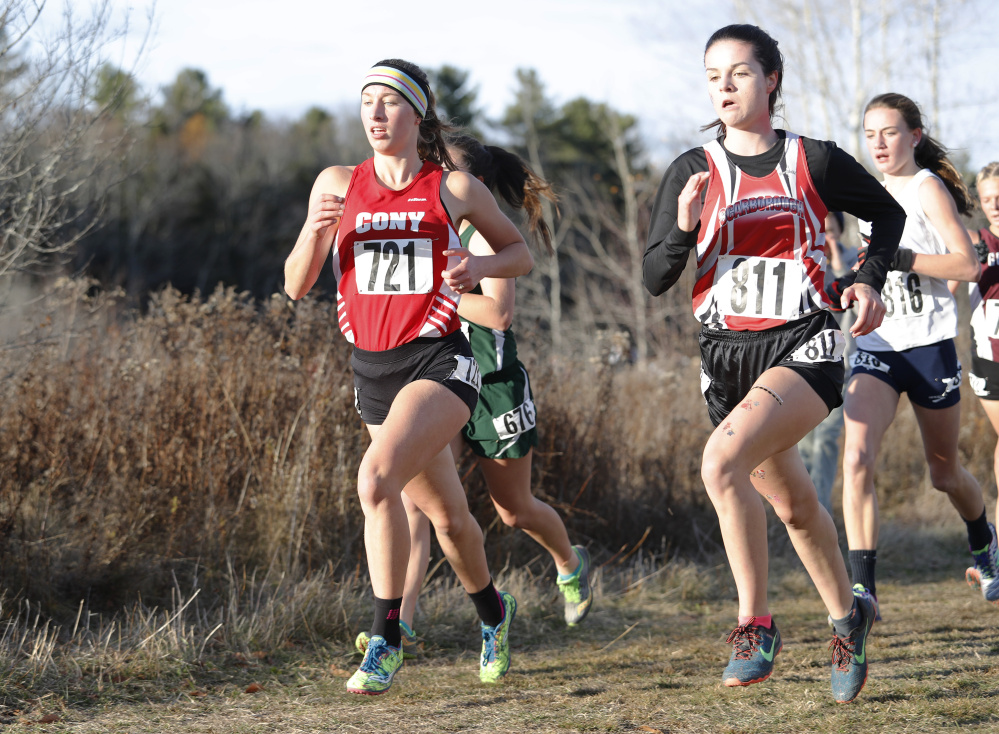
xmin=345 ymin=635 xmax=403 ymax=695
xmin=556 ymin=545 xmax=593 ymax=626
xmin=354 ymin=621 xmax=424 ymax=659
xmin=479 ymin=591 xmax=516 ymax=683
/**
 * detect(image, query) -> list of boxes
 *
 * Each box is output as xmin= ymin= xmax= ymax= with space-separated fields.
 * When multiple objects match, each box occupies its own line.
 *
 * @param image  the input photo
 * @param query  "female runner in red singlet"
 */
xmin=643 ymin=24 xmax=905 ymax=702
xmin=284 ymin=59 xmax=533 ymax=695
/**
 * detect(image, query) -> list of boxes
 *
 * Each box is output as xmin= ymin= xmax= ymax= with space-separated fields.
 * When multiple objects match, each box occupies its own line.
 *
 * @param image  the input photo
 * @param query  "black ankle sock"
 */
xmin=849 ymin=549 xmax=877 ymax=598
xmin=965 ymin=509 xmax=993 ymax=552
xmin=371 ymin=596 xmax=403 ymax=648
xmin=831 ymin=596 xmax=860 ymax=638
xmin=468 ymin=581 xmax=503 ymax=627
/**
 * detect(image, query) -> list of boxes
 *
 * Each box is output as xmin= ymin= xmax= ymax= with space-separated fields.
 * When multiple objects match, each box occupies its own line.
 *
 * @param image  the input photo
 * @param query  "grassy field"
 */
xmin=4 ymin=515 xmax=995 ymax=733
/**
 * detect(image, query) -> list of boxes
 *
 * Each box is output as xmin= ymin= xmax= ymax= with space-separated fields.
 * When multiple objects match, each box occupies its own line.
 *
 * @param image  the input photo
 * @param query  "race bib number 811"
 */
xmin=354 ymin=239 xmax=433 ymax=294
xmin=715 ymin=255 xmax=803 ymax=319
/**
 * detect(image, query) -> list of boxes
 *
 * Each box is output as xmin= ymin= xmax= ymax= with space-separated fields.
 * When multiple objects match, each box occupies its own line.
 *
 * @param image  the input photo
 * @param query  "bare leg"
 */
xmin=977 ymin=398 xmax=999 ymax=529
xmin=478 ymin=448 xmax=578 ymax=575
xmin=911 ymin=401 xmax=987 ymax=521
xmin=700 ymin=367 xmax=854 ymax=620
xmin=360 ymin=380 xmax=489 ymax=599
xmin=841 ymin=375 xmax=900 ymax=550
xmin=399 ymin=492 xmax=432 ymax=629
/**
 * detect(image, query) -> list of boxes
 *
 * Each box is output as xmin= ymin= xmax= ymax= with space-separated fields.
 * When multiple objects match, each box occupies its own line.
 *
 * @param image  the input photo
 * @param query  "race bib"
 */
xmin=492 ymin=398 xmax=537 ymax=440
xmin=850 ymin=350 xmax=890 ymax=373
xmin=354 ymin=239 xmax=433 ymax=294
xmin=448 ymin=355 xmax=482 ymax=393
xmin=881 ymin=272 xmax=927 ymax=321
xmin=786 ymin=328 xmax=845 ymax=364
xmin=715 ymin=256 xmax=803 ymax=319
xmin=984 ymin=299 xmax=999 ymax=337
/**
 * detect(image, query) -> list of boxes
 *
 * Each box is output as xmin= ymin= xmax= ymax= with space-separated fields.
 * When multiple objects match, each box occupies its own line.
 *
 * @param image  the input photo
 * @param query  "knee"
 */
xmin=430 ymin=507 xmax=474 ymax=541
xmin=927 ymin=463 xmax=964 ymax=496
xmin=356 ymin=462 xmax=397 ymax=513
xmin=841 ymin=440 xmax=875 ymax=486
xmin=774 ymin=492 xmax=821 ymax=530
xmin=700 ymin=443 xmax=744 ymax=504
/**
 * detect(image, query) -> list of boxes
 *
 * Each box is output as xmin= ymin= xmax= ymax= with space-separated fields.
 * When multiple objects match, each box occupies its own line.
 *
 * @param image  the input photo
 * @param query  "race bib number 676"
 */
xmin=715 ymin=255 xmax=804 ymax=319
xmin=354 ymin=239 xmax=434 ymax=294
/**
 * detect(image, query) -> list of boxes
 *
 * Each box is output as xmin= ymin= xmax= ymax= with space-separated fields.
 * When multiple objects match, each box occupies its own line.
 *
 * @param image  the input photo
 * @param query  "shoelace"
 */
xmin=725 ymin=621 xmax=764 ymax=660
xmin=828 ymin=634 xmax=855 ymax=671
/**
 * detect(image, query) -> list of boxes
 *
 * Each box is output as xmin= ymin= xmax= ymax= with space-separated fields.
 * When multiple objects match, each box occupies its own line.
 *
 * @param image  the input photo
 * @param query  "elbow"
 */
xmin=521 ymin=246 xmax=534 ymax=277
xmin=968 ymin=261 xmax=983 ymax=282
xmin=496 ymin=309 xmax=514 ymax=331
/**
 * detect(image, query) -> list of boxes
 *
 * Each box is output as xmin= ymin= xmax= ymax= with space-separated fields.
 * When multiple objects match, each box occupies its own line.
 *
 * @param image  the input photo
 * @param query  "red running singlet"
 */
xmin=692 ymin=133 xmax=830 ymax=331
xmin=332 ymin=159 xmax=463 ymax=351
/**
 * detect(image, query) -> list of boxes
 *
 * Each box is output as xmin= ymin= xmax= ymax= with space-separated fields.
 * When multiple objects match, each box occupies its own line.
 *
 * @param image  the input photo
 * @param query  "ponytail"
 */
xmin=448 ymin=134 xmax=557 ymax=254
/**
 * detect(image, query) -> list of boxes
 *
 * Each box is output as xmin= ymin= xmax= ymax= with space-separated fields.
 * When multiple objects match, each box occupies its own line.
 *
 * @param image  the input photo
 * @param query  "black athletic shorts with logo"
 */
xmin=351 ymin=330 xmax=481 ymax=426
xmin=970 ymin=352 xmax=999 ymax=401
xmin=699 ymin=310 xmax=845 ymax=427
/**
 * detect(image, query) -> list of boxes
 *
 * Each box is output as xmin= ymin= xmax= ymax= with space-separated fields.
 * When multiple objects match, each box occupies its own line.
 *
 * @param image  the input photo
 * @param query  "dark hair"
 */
xmin=701 ymin=24 xmax=784 ymax=136
xmin=373 ymin=58 xmax=458 ymax=170
xmin=865 ymin=93 xmax=972 ymax=216
xmin=829 ymin=211 xmax=845 ymax=232
xmin=447 ymin=133 xmax=557 ymax=254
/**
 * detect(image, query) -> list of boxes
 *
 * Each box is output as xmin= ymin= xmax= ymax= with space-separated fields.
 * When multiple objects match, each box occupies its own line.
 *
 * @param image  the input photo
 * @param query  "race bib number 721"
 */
xmin=715 ymin=255 xmax=803 ymax=319
xmin=354 ymin=239 xmax=433 ymax=294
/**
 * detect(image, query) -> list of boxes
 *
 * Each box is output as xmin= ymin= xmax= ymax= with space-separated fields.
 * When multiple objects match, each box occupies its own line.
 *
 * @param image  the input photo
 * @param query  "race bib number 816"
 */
xmin=715 ymin=255 xmax=803 ymax=319
xmin=354 ymin=239 xmax=433 ymax=294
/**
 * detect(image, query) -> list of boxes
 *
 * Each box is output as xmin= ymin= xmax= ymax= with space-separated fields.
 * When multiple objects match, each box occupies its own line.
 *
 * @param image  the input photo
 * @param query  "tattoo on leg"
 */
xmin=750 ymin=469 xmax=766 ymax=480
xmin=740 ymin=399 xmax=761 ymax=411
xmin=765 ymin=493 xmax=782 ymax=504
xmin=722 ymin=421 xmax=735 ymax=436
xmin=751 ymin=385 xmax=784 ymax=406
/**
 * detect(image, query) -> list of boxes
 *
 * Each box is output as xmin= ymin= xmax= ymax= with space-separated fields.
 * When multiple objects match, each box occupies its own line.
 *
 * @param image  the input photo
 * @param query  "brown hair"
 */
xmin=865 ymin=93 xmax=972 ymax=216
xmin=701 ymin=24 xmax=784 ymax=136
xmin=372 ymin=58 xmax=458 ymax=170
xmin=448 ymin=134 xmax=557 ymax=254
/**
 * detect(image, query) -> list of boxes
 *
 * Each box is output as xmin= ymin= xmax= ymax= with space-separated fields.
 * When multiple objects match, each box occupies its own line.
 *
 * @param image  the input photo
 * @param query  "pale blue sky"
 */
xmin=49 ymin=0 xmax=999 ymax=170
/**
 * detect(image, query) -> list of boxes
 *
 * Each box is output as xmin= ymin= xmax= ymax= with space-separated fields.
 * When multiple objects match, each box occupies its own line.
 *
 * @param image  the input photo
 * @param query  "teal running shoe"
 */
xmin=557 ymin=545 xmax=594 ymax=626
xmin=721 ymin=618 xmax=782 ymax=686
xmin=479 ymin=591 xmax=516 ymax=683
xmin=829 ymin=593 xmax=875 ymax=703
xmin=354 ymin=621 xmax=424 ymax=659
xmin=345 ymin=635 xmax=403 ymax=695
xmin=851 ymin=583 xmax=881 ymax=622
xmin=966 ymin=523 xmax=999 ymax=606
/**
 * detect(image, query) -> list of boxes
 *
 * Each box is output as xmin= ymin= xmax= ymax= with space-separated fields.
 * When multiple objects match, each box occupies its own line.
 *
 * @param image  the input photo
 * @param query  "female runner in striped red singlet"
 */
xmin=643 ymin=24 xmax=905 ymax=702
xmin=284 ymin=59 xmax=532 ymax=695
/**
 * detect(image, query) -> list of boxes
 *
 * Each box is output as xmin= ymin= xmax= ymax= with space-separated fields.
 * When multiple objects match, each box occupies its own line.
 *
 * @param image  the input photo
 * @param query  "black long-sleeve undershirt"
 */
xmin=643 ymin=131 xmax=905 ymax=298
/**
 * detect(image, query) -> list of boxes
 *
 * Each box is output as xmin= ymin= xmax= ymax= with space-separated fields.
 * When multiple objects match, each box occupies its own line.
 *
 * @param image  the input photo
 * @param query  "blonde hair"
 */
xmin=977 ymin=161 xmax=999 ymax=188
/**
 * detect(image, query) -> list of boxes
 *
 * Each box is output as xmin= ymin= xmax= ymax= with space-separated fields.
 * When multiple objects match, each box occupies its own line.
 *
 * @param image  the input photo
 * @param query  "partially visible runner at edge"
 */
xmin=839 ymin=93 xmax=998 ymax=616
xmin=283 ymin=59 xmax=533 ymax=695
xmin=354 ymin=134 xmax=593 ymax=660
xmin=643 ymin=24 xmax=905 ymax=703
xmin=961 ymin=160 xmax=999 ymax=605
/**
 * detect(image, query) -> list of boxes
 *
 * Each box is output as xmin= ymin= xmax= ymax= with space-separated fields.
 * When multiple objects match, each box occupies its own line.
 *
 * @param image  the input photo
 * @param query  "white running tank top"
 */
xmin=856 ymin=169 xmax=958 ymax=351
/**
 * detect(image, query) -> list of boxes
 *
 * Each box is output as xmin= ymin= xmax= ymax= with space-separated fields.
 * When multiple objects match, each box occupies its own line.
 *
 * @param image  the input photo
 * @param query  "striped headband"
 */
xmin=362 ymin=65 xmax=429 ymax=118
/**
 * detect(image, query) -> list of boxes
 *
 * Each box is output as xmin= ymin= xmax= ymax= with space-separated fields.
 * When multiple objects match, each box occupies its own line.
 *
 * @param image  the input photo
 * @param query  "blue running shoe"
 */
xmin=346 ymin=635 xmax=403 ymax=695
xmin=480 ymin=591 xmax=516 ymax=683
xmin=966 ymin=523 xmax=999 ymax=606
xmin=721 ymin=618 xmax=782 ymax=686
xmin=829 ymin=593 xmax=875 ymax=703
xmin=354 ymin=621 xmax=424 ymax=659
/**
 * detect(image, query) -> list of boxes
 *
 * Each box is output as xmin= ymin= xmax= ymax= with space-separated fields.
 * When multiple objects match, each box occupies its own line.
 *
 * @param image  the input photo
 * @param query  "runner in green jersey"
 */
xmin=355 ymin=136 xmax=593 ymax=660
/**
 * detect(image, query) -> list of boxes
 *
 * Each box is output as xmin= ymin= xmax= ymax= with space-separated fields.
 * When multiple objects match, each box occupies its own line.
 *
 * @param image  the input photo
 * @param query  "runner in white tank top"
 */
xmin=841 ymin=93 xmax=997 ymax=617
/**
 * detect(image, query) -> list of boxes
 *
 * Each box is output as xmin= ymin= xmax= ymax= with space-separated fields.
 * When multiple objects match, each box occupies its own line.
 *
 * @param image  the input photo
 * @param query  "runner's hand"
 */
xmin=308 ymin=194 xmax=344 ymax=235
xmin=442 ymin=248 xmax=480 ymax=293
xmin=843 ymin=282 xmax=886 ymax=336
xmin=677 ymin=172 xmax=710 ymax=233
